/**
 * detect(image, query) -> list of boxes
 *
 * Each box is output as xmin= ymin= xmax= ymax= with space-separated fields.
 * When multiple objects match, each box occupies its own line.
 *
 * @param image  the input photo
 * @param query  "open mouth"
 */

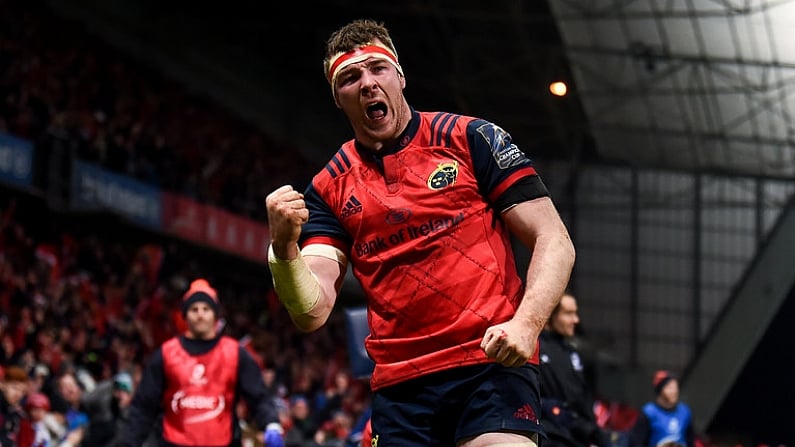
xmin=366 ymin=102 xmax=388 ymax=120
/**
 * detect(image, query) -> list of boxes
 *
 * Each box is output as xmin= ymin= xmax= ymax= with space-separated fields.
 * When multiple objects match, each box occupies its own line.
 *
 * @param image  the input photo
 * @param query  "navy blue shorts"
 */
xmin=370 ymin=363 xmax=544 ymax=446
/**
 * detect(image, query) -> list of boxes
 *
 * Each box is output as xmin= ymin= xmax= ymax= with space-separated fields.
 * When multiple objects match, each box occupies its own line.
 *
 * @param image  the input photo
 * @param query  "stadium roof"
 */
xmin=54 ymin=0 xmax=795 ymax=178
xmin=549 ymin=0 xmax=795 ymax=178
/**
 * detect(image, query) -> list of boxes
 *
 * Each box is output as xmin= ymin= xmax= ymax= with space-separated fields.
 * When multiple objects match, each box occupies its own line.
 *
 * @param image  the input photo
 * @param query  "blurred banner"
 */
xmin=161 ymin=192 xmax=270 ymax=263
xmin=71 ymin=160 xmax=163 ymax=228
xmin=0 ymin=131 xmax=34 ymax=189
xmin=1 ymin=130 xmax=270 ymax=264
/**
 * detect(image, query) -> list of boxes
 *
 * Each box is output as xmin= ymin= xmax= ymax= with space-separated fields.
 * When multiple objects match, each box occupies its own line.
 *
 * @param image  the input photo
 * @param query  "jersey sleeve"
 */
xmin=298 ymin=182 xmax=352 ymax=253
xmin=466 ymin=118 xmax=549 ymax=211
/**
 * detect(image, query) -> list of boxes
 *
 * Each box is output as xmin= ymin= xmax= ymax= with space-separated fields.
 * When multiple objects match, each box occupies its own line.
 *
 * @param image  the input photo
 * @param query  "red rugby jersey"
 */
xmin=300 ymin=109 xmax=547 ymax=390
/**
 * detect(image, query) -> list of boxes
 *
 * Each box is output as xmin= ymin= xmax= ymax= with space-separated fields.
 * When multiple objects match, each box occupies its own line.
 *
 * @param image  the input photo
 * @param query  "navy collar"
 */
xmin=355 ymin=108 xmax=420 ymax=158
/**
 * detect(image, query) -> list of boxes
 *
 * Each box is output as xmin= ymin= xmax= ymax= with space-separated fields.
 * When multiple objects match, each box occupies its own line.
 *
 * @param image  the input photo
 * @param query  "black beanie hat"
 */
xmin=182 ymin=278 xmax=220 ymax=317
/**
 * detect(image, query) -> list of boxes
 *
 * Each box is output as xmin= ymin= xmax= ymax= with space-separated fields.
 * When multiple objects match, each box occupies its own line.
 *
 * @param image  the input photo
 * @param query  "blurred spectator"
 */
xmin=0 ymin=365 xmax=30 ymax=446
xmin=18 ymin=391 xmax=53 ymax=447
xmin=79 ymin=371 xmax=135 ymax=446
xmin=312 ymin=369 xmax=353 ymax=429
xmin=344 ymin=406 xmax=370 ymax=447
xmin=629 ymin=371 xmax=696 ymax=447
xmin=52 ymin=370 xmax=89 ymax=447
xmin=593 ymin=398 xmax=639 ymax=436
xmin=283 ymin=395 xmax=316 ymax=447
xmin=107 ymin=372 xmax=136 ymax=447
xmin=262 ymin=361 xmax=288 ymax=401
xmin=539 ymin=292 xmax=609 ymax=447
xmin=29 ymin=363 xmax=51 ymax=394
xmin=313 ymin=410 xmax=352 ymax=447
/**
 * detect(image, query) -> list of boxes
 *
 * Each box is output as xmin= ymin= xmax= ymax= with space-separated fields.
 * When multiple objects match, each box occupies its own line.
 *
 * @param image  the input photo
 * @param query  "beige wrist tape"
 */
xmin=267 ymin=244 xmax=321 ymax=315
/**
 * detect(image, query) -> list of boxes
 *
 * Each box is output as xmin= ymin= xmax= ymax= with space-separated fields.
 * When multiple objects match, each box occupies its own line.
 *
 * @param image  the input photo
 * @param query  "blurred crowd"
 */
xmin=0 ymin=1 xmax=369 ymax=445
xmin=0 ymin=0 xmax=314 ymax=220
xmin=0 ymin=191 xmax=371 ymax=447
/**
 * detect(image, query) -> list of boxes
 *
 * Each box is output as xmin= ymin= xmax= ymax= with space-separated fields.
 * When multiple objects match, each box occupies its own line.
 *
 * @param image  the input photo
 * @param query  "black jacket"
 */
xmin=539 ymin=329 xmax=606 ymax=447
xmin=0 ymin=391 xmax=25 ymax=447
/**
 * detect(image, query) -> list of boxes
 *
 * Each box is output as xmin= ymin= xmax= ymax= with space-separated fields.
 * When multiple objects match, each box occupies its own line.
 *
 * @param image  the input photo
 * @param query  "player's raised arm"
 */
xmin=265 ymin=185 xmax=345 ymax=332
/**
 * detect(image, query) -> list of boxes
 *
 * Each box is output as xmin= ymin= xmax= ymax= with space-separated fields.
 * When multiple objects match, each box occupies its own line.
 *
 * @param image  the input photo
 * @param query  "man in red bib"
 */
xmin=122 ymin=279 xmax=283 ymax=447
xmin=266 ymin=19 xmax=576 ymax=447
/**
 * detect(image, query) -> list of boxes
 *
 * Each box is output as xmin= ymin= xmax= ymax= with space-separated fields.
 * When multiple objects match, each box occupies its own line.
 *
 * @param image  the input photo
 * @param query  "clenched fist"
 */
xmin=266 ymin=185 xmax=309 ymax=258
xmin=480 ymin=318 xmax=538 ymax=367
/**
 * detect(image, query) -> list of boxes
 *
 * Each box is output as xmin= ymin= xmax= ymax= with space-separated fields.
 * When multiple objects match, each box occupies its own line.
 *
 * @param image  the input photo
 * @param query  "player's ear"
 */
xmin=399 ymin=73 xmax=406 ymax=89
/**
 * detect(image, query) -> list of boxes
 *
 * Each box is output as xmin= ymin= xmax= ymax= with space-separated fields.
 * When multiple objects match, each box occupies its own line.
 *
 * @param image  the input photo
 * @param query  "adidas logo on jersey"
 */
xmin=340 ymin=195 xmax=363 ymax=218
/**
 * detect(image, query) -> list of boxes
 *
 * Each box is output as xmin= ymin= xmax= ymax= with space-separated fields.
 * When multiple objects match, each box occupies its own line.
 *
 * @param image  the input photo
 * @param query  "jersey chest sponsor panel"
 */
xmin=313 ymin=115 xmax=524 ymax=388
xmin=161 ymin=337 xmax=239 ymax=446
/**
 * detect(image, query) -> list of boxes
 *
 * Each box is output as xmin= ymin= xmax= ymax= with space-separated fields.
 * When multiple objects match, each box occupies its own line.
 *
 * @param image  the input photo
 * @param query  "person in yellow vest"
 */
xmin=122 ymin=278 xmax=283 ymax=447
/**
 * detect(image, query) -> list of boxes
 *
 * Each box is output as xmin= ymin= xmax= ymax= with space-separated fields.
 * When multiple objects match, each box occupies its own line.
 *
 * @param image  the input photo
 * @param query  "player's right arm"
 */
xmin=266 ymin=185 xmax=346 ymax=332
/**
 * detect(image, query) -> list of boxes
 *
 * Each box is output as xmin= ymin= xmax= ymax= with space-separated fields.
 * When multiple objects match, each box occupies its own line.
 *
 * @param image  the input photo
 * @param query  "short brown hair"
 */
xmin=323 ymin=19 xmax=399 ymax=78
xmin=4 ymin=365 xmax=29 ymax=383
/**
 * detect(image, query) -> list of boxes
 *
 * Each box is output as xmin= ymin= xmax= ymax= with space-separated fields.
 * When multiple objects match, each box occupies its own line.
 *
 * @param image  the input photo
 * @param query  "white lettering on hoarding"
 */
xmin=0 ymin=144 xmax=32 ymax=180
xmin=78 ymin=167 xmax=159 ymax=224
